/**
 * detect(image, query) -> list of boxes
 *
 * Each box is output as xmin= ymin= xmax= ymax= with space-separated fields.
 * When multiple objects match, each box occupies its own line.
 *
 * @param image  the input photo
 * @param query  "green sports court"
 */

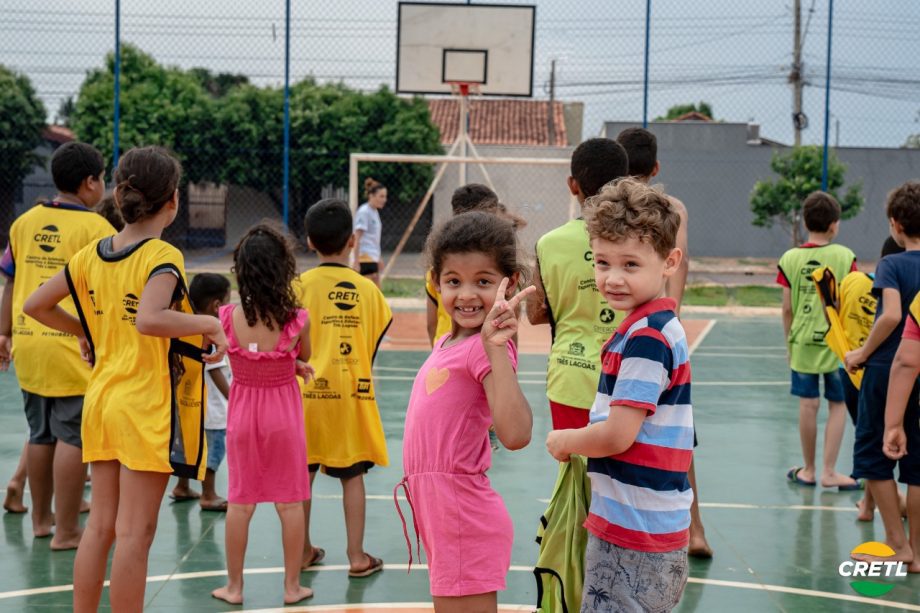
xmin=0 ymin=313 xmax=917 ymax=612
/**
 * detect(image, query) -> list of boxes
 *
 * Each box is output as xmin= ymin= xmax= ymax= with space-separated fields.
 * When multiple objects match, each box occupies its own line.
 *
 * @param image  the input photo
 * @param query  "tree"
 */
xmin=905 ymin=134 xmax=920 ymax=149
xmin=0 ymin=65 xmax=46 ymax=247
xmin=750 ymin=145 xmax=863 ymax=245
xmin=188 ymin=68 xmax=250 ymax=98
xmin=656 ymin=102 xmax=714 ymax=121
xmin=71 ymin=44 xmax=217 ymax=184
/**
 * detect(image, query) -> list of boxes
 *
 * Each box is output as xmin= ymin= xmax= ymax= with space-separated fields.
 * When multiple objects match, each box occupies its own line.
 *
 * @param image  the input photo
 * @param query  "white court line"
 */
xmin=692 ymin=353 xmax=786 ymax=359
xmin=687 ymin=319 xmax=716 ymax=355
xmin=4 ymin=566 xmax=918 ymax=611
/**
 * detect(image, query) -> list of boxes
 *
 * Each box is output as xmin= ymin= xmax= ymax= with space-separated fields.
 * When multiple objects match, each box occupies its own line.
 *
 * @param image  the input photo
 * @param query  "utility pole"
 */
xmin=547 ymin=59 xmax=556 ymax=146
xmin=791 ymin=0 xmax=805 ymax=146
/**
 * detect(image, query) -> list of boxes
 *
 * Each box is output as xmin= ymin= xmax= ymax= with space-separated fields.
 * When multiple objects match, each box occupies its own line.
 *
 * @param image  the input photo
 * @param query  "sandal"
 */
xmin=302 ymin=546 xmax=326 ymax=569
xmin=348 ymin=553 xmax=383 ymax=578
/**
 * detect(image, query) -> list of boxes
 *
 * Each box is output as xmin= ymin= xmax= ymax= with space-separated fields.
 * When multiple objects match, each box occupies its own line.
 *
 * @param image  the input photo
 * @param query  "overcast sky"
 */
xmin=2 ymin=0 xmax=918 ymax=148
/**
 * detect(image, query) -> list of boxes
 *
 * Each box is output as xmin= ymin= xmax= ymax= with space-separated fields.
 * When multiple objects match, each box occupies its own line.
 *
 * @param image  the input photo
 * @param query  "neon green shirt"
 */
xmin=778 ymin=243 xmax=856 ymax=373
xmin=537 ymin=219 xmax=624 ymax=409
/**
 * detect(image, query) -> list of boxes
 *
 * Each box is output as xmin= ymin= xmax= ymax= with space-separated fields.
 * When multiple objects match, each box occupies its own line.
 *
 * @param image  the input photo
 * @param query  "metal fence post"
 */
xmin=113 ymin=0 xmax=121 ymax=169
xmin=821 ymin=0 xmax=834 ymax=191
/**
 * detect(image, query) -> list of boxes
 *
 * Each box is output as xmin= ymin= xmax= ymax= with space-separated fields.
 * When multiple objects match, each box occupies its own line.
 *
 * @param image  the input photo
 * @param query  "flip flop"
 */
xmin=303 ymin=546 xmax=326 ymax=568
xmin=786 ymin=467 xmax=816 ymax=486
xmin=348 ymin=554 xmax=383 ymax=578
xmin=837 ymin=480 xmax=864 ymax=492
xmin=200 ymin=498 xmax=228 ymax=512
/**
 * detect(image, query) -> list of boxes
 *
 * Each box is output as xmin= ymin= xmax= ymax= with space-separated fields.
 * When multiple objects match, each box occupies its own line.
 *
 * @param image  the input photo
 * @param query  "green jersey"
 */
xmin=537 ymin=219 xmax=624 ymax=409
xmin=778 ymin=243 xmax=856 ymax=373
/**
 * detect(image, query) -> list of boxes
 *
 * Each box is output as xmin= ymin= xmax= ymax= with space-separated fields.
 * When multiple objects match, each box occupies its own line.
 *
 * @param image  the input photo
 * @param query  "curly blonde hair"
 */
xmin=583 ymin=177 xmax=680 ymax=259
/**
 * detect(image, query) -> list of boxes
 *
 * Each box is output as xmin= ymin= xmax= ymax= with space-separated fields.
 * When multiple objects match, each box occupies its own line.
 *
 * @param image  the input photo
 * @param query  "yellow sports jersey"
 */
xmin=295 ymin=264 xmax=392 ymax=468
xmin=425 ymin=269 xmax=452 ymax=342
xmin=66 ymin=238 xmax=207 ymax=478
xmin=537 ymin=219 xmax=625 ymax=410
xmin=838 ymin=271 xmax=876 ymax=350
xmin=7 ymin=202 xmax=114 ymax=395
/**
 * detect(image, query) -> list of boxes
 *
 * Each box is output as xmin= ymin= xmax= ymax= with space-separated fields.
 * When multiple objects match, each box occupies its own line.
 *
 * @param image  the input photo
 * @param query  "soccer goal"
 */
xmin=348 ymin=152 xmax=574 ymax=280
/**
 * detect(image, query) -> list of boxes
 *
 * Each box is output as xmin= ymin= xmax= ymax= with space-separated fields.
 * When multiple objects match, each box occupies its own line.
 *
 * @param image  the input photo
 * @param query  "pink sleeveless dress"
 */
xmin=220 ymin=304 xmax=310 ymax=504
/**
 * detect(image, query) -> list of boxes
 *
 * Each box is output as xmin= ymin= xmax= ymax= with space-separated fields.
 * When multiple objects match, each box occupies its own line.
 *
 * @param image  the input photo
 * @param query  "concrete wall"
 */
xmin=603 ymin=121 xmax=920 ymax=261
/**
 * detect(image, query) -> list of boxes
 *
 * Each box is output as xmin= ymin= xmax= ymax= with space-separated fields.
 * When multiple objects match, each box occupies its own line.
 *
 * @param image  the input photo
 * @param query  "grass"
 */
xmin=683 ymin=284 xmax=782 ymax=308
xmin=382 ymin=277 xmax=426 ymax=298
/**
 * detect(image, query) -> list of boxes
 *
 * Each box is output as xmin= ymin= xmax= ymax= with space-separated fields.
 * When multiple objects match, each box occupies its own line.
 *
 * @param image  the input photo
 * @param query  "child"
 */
xmin=778 ymin=191 xmax=859 ymax=489
xmin=298 ymin=199 xmax=392 ymax=576
xmin=0 ymin=141 xmax=114 ymax=547
xmin=398 ymin=211 xmax=534 ymax=611
xmin=24 ymin=146 xmax=226 ymax=611
xmin=881 ymin=288 xmax=920 ymax=572
xmin=845 ymin=181 xmax=920 ymax=568
xmin=426 ymin=184 xmax=499 ymax=345
xmin=527 ymin=138 xmax=629 ymax=431
xmin=170 ymin=273 xmax=232 ymax=511
xmin=211 ymin=224 xmax=314 ymax=606
xmin=353 ymin=177 xmax=386 ymax=285
xmin=616 ymin=126 xmax=711 ymax=558
xmin=545 ymin=177 xmax=691 ymax=612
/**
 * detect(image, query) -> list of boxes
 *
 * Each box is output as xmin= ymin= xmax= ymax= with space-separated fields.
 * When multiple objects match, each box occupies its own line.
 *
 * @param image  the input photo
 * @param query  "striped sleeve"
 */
xmin=610 ymin=331 xmax=672 ymax=414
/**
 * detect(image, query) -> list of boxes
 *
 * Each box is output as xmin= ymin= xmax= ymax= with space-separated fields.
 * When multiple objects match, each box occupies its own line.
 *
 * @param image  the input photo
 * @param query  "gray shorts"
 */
xmin=580 ymin=534 xmax=688 ymax=613
xmin=23 ymin=391 xmax=83 ymax=448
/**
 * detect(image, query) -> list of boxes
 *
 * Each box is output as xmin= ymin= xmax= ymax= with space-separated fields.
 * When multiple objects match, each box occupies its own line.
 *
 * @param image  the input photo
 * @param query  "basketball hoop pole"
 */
xmin=459 ymin=90 xmax=468 ymax=184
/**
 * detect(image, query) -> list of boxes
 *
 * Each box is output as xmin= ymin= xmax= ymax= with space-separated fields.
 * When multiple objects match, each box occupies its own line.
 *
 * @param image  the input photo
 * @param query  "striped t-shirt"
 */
xmin=584 ymin=297 xmax=694 ymax=553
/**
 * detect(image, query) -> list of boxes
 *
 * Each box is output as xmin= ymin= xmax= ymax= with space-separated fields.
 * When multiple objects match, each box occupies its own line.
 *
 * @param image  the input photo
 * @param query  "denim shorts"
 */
xmin=853 ymin=364 xmax=920 ymax=484
xmin=790 ymin=369 xmax=845 ymax=402
xmin=580 ymin=534 xmax=688 ymax=613
xmin=205 ymin=429 xmax=226 ymax=472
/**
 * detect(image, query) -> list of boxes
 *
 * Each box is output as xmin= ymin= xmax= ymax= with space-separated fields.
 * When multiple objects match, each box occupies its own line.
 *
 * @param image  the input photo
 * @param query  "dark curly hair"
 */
xmin=232 ymin=223 xmax=299 ymax=331
xmin=427 ymin=211 xmax=529 ymax=290
xmin=887 ymin=180 xmax=920 ymax=238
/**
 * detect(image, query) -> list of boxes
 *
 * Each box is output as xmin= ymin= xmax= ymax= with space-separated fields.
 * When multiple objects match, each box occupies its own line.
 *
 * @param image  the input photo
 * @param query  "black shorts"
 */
xmin=23 ymin=391 xmax=83 ymax=448
xmin=359 ymin=262 xmax=379 ymax=276
xmin=309 ymin=461 xmax=374 ymax=479
xmin=853 ymin=364 xmax=920 ymax=484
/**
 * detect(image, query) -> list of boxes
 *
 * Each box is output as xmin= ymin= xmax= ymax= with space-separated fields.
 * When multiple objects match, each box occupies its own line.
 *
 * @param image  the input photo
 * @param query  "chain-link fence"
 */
xmin=2 ymin=1 xmax=918 ymax=264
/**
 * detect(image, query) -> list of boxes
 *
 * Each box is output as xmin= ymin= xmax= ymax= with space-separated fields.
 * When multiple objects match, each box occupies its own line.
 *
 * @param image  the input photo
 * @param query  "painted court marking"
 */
xmin=2 ymin=566 xmax=918 ymax=611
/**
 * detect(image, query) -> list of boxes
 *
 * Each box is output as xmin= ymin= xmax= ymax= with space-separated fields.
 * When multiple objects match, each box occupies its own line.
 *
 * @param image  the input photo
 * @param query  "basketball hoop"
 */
xmin=447 ymin=82 xmax=481 ymax=97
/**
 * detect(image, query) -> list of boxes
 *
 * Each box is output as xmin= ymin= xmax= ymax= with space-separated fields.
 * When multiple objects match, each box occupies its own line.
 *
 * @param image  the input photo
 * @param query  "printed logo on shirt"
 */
xmin=568 ymin=342 xmax=585 ymax=356
xmin=356 ymin=378 xmax=371 ymax=394
xmin=329 ymin=281 xmax=359 ymax=311
xmin=599 ymin=308 xmax=616 ymax=324
xmin=33 ymin=225 xmax=62 ymax=253
xmin=303 ymin=376 xmax=342 ymax=400
xmin=88 ymin=289 xmax=103 ymax=315
xmin=339 ymin=342 xmax=352 ymax=355
xmin=122 ymin=293 xmax=139 ymax=324
xmin=800 ymin=259 xmax=822 ymax=277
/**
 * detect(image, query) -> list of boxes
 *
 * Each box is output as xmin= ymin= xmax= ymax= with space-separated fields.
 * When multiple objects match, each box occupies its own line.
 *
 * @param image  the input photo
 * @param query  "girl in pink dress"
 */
xmin=398 ymin=211 xmax=535 ymax=612
xmin=211 ymin=224 xmax=314 ymax=606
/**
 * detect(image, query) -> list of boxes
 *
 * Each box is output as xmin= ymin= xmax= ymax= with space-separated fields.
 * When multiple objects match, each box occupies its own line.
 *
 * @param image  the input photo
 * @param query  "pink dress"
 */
xmin=220 ymin=304 xmax=310 ymax=504
xmin=399 ymin=333 xmax=517 ymax=597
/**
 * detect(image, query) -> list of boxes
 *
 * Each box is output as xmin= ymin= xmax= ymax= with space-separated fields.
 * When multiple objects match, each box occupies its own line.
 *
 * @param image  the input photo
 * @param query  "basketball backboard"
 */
xmin=396 ymin=2 xmax=536 ymax=97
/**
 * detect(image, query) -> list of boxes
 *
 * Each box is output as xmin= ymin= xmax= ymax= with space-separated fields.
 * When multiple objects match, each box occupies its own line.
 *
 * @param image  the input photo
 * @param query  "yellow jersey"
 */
xmin=425 ymin=269 xmax=452 ymax=342
xmin=838 ymin=271 xmax=876 ymax=350
xmin=66 ymin=238 xmax=207 ymax=478
xmin=295 ymin=264 xmax=393 ymax=468
xmin=6 ymin=202 xmax=114 ymax=396
xmin=910 ymin=291 xmax=920 ymax=330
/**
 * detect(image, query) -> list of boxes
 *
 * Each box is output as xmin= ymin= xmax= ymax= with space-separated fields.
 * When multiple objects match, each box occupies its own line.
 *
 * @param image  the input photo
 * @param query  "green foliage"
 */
xmin=905 ymin=134 xmax=920 ymax=149
xmin=71 ymin=44 xmax=217 ymax=183
xmin=656 ymin=102 xmax=714 ymax=121
xmin=750 ymin=145 xmax=863 ymax=244
xmin=70 ymin=45 xmax=443 ymax=232
xmin=0 ymin=64 xmax=46 ymax=190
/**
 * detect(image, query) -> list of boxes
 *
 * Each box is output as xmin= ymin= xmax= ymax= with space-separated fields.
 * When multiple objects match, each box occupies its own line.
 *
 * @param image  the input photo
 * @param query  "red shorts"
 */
xmin=549 ymin=400 xmax=590 ymax=430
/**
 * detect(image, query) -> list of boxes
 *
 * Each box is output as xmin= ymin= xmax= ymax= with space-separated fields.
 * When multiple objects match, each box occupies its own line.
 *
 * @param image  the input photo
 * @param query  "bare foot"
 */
xmin=170 ymin=486 xmax=200 ymax=502
xmin=50 ymin=528 xmax=83 ymax=551
xmin=821 ymin=472 xmax=859 ymax=488
xmin=3 ymin=483 xmax=27 ymax=514
xmin=80 ymin=498 xmax=90 ymax=514
xmin=33 ymin=520 xmax=53 ymax=538
xmin=855 ymin=498 xmax=875 ymax=522
xmin=688 ymin=532 xmax=713 ymax=559
xmin=283 ymin=585 xmax=313 ymax=604
xmin=852 ymin=545 xmax=913 ymax=565
xmin=211 ymin=586 xmax=243 ymax=605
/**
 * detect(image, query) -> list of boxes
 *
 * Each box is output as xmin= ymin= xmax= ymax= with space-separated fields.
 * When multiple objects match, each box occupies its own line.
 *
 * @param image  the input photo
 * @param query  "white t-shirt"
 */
xmin=354 ymin=203 xmax=382 ymax=261
xmin=204 ymin=356 xmax=231 ymax=430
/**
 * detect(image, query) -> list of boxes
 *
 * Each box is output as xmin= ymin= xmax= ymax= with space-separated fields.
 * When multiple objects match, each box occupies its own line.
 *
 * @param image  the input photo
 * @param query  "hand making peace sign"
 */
xmin=482 ymin=277 xmax=536 ymax=347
